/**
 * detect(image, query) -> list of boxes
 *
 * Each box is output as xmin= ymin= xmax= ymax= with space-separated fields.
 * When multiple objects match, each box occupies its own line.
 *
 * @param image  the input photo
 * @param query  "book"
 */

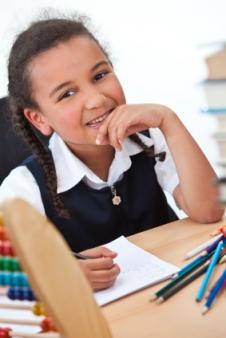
xmin=201 ymin=79 xmax=226 ymax=113
xmin=205 ymin=46 xmax=226 ymax=80
xmin=212 ymin=132 xmax=226 ymax=159
xmin=94 ymin=236 xmax=178 ymax=306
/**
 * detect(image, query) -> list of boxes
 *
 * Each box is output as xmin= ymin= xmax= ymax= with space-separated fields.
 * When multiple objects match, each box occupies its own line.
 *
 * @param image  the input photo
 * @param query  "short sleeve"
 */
xmin=149 ymin=128 xmax=179 ymax=195
xmin=0 ymin=166 xmax=45 ymax=215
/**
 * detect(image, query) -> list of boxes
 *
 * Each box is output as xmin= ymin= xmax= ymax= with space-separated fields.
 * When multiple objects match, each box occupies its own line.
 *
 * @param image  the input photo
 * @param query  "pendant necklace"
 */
xmin=110 ymin=185 xmax=122 ymax=205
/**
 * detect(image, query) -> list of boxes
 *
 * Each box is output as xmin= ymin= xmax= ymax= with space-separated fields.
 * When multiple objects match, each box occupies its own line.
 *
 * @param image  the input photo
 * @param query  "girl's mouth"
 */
xmin=86 ymin=110 xmax=112 ymax=128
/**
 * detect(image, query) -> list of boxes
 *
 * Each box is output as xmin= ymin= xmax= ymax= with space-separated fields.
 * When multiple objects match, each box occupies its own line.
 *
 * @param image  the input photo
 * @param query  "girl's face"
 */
xmin=24 ymin=36 xmax=126 ymax=153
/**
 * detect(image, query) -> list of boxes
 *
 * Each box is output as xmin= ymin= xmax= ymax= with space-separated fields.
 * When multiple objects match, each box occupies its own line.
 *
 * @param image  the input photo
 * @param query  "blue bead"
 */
xmin=7 ymin=287 xmax=15 ymax=300
xmin=4 ymin=272 xmax=12 ymax=286
xmin=21 ymin=273 xmax=29 ymax=287
xmin=0 ymin=272 xmax=4 ymax=285
xmin=28 ymin=288 xmax=36 ymax=301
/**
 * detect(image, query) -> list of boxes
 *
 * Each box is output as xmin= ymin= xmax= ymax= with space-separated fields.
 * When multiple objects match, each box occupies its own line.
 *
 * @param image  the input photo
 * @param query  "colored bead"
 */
xmin=0 ymin=212 xmax=4 ymax=226
xmin=7 ymin=285 xmax=36 ymax=301
xmin=0 ymin=272 xmax=11 ymax=286
xmin=40 ymin=318 xmax=56 ymax=332
xmin=4 ymin=272 xmax=11 ymax=286
xmin=32 ymin=302 xmax=46 ymax=316
xmin=21 ymin=273 xmax=29 ymax=287
xmin=2 ymin=258 xmax=11 ymax=271
xmin=15 ymin=286 xmax=23 ymax=300
xmin=11 ymin=258 xmax=21 ymax=272
xmin=2 ymin=242 xmax=11 ymax=256
xmin=27 ymin=288 xmax=36 ymax=301
xmin=7 ymin=287 xmax=15 ymax=300
xmin=0 ymin=228 xmax=7 ymax=241
xmin=0 ymin=327 xmax=12 ymax=338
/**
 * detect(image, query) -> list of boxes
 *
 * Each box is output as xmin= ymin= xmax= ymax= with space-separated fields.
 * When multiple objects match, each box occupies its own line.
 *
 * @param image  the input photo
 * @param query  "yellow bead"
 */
xmin=0 ymin=212 xmax=4 ymax=227
xmin=32 ymin=302 xmax=42 ymax=315
xmin=32 ymin=302 xmax=47 ymax=316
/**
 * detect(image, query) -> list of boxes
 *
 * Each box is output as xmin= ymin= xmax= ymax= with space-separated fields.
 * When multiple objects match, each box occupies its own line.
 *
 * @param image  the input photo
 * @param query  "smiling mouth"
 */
xmin=86 ymin=110 xmax=113 ymax=128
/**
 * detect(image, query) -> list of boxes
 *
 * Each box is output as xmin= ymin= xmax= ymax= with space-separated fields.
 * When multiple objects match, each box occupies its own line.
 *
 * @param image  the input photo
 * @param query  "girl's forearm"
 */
xmin=159 ymin=108 xmax=224 ymax=222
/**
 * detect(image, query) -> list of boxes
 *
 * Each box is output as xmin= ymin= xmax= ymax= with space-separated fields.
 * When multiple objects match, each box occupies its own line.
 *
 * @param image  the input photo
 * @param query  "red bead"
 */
xmin=40 ymin=318 xmax=57 ymax=332
xmin=0 ymin=327 xmax=12 ymax=338
xmin=2 ymin=242 xmax=11 ymax=256
xmin=0 ymin=228 xmax=6 ymax=241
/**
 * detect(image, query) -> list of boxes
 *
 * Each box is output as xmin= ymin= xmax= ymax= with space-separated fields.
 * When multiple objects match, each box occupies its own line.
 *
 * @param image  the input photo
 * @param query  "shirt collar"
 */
xmin=49 ymin=132 xmax=154 ymax=193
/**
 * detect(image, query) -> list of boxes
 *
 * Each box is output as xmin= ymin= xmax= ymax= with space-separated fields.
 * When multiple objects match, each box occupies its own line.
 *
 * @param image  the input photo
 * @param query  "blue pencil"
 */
xmin=172 ymin=252 xmax=212 ymax=279
xmin=201 ymin=235 xmax=224 ymax=256
xmin=196 ymin=241 xmax=224 ymax=302
xmin=202 ymin=268 xmax=226 ymax=314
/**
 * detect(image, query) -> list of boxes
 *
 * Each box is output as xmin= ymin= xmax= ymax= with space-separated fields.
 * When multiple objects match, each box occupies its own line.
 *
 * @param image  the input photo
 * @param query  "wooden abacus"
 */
xmin=0 ymin=211 xmax=60 ymax=337
xmin=0 ymin=198 xmax=112 ymax=338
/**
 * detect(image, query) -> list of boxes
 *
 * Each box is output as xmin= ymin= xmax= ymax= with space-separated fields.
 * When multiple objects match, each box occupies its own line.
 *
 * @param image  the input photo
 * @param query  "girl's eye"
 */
xmin=59 ymin=90 xmax=75 ymax=101
xmin=94 ymin=71 xmax=108 ymax=81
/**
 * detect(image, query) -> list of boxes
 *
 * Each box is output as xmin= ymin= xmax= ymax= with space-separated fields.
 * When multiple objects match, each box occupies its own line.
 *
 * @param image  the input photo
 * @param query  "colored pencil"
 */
xmin=157 ymin=261 xmax=210 ymax=303
xmin=202 ymin=268 xmax=226 ymax=314
xmin=200 ymin=235 xmax=224 ymax=256
xmin=184 ymin=234 xmax=222 ymax=260
xmin=172 ymin=251 xmax=212 ymax=280
xmin=196 ymin=241 xmax=224 ymax=302
xmin=219 ymin=253 xmax=226 ymax=264
xmin=150 ymin=252 xmax=212 ymax=301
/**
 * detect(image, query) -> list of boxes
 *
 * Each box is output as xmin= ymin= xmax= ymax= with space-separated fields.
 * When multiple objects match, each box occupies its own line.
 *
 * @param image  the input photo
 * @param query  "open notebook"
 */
xmin=95 ymin=236 xmax=179 ymax=306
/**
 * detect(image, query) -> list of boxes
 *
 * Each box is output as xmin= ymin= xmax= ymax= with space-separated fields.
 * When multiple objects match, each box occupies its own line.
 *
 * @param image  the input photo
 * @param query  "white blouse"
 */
xmin=0 ymin=129 xmax=179 ymax=215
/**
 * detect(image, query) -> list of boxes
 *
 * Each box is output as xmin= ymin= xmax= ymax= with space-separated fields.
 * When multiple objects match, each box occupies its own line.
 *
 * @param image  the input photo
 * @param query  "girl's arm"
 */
xmin=96 ymin=104 xmax=224 ymax=223
xmin=159 ymin=108 xmax=224 ymax=223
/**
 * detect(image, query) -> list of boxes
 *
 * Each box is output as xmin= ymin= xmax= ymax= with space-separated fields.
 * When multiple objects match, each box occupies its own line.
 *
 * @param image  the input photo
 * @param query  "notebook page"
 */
xmin=95 ymin=236 xmax=178 ymax=306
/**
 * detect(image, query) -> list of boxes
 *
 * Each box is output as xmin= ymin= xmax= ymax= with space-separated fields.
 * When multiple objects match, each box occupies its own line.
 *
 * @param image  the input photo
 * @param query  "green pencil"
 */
xmin=157 ymin=261 xmax=209 ymax=303
xmin=150 ymin=252 xmax=212 ymax=301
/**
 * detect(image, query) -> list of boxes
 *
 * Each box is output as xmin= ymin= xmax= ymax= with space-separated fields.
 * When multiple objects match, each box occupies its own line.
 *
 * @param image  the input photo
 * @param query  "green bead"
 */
xmin=3 ymin=257 xmax=11 ymax=271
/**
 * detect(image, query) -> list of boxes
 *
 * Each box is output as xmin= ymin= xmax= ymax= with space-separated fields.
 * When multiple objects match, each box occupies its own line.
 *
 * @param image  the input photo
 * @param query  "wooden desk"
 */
xmin=102 ymin=218 xmax=226 ymax=338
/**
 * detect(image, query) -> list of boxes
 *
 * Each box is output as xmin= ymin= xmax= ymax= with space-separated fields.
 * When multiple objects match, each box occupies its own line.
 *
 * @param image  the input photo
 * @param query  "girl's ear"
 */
xmin=24 ymin=108 xmax=53 ymax=136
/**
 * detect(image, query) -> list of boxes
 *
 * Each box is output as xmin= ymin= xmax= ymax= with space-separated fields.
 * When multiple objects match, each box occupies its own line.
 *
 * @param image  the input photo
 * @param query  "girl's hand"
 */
xmin=78 ymin=246 xmax=120 ymax=291
xmin=96 ymin=104 xmax=171 ymax=150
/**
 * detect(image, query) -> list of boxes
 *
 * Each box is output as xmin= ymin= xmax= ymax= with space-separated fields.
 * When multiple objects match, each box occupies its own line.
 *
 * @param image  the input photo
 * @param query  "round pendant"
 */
xmin=112 ymin=195 xmax=122 ymax=205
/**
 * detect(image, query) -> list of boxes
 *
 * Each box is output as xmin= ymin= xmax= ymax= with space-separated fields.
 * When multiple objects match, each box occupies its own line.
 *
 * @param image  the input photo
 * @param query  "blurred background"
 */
xmin=0 ymin=0 xmax=226 ymax=217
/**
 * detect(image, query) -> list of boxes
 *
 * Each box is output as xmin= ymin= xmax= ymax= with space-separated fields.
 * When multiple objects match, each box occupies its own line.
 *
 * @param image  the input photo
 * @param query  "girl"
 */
xmin=0 ymin=15 xmax=224 ymax=291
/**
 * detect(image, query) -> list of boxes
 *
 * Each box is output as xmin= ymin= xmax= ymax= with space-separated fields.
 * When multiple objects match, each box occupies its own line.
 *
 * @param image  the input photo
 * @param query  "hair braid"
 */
xmin=10 ymin=101 xmax=70 ymax=219
xmin=129 ymin=133 xmax=166 ymax=161
xmin=7 ymin=16 xmax=109 ymax=219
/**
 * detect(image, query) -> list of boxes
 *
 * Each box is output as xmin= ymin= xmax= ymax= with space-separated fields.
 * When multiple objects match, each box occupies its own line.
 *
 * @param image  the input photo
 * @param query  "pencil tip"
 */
xmin=150 ymin=295 xmax=157 ymax=302
xmin=156 ymin=297 xmax=163 ymax=304
xmin=201 ymin=306 xmax=208 ymax=315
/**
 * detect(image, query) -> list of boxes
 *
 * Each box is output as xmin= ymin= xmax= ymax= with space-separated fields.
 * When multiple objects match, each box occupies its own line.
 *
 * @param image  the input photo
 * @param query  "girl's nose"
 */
xmin=84 ymin=86 xmax=107 ymax=110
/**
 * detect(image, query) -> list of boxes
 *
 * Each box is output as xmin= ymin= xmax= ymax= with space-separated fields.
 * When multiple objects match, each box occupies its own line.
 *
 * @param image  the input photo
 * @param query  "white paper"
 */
xmin=95 ymin=236 xmax=179 ymax=306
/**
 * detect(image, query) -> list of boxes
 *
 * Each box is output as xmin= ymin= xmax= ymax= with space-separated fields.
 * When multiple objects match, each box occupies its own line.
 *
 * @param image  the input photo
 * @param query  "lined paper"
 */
xmin=95 ymin=236 xmax=178 ymax=306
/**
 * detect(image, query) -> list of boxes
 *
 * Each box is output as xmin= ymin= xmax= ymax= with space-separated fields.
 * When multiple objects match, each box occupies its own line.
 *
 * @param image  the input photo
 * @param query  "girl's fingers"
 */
xmin=92 ymin=280 xmax=115 ymax=291
xmin=96 ymin=110 xmax=117 ymax=145
xmin=82 ymin=257 xmax=115 ymax=271
xmin=80 ymin=246 xmax=117 ymax=259
xmin=89 ymin=263 xmax=120 ymax=282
